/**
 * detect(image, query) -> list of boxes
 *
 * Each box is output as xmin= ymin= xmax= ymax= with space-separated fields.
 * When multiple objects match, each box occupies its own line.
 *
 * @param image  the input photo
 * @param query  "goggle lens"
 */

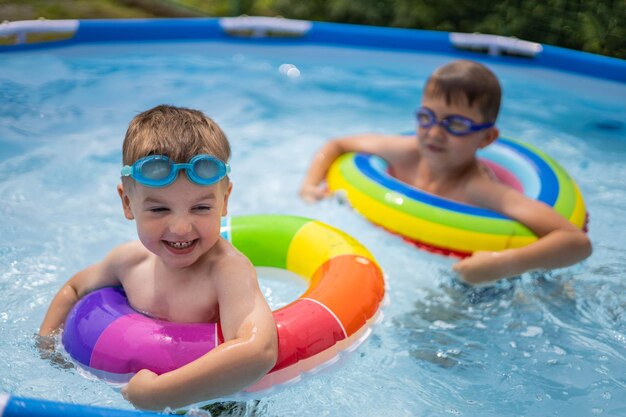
xmin=193 ymin=158 xmax=222 ymax=180
xmin=141 ymin=157 xmax=171 ymax=181
xmin=446 ymin=117 xmax=473 ymax=134
xmin=416 ymin=109 xmax=434 ymax=127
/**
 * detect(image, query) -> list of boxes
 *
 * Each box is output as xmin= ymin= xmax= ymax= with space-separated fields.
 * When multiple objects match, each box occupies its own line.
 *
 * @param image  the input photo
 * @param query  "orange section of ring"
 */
xmin=302 ymin=254 xmax=385 ymax=336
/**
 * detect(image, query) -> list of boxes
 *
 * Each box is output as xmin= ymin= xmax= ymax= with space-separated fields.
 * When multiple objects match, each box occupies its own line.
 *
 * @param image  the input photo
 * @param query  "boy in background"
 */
xmin=300 ymin=60 xmax=591 ymax=285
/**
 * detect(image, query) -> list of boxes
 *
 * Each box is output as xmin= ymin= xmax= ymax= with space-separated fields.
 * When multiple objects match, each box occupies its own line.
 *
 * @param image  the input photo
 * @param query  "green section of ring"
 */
xmin=337 ymin=153 xmax=534 ymax=236
xmin=229 ymin=215 xmax=311 ymax=268
xmin=508 ymin=138 xmax=576 ymax=219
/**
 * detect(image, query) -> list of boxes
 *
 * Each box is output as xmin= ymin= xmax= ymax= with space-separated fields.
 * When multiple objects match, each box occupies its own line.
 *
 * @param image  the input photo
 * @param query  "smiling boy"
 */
xmin=39 ymin=105 xmax=277 ymax=410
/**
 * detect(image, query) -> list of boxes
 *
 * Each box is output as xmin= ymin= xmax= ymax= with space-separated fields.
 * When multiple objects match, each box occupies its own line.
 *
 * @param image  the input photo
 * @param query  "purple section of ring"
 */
xmin=62 ymin=287 xmax=134 ymax=367
xmin=91 ymin=314 xmax=218 ymax=374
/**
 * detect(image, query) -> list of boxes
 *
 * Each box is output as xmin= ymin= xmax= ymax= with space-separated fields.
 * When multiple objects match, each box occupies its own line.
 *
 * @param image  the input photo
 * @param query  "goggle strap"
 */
xmin=473 ymin=122 xmax=495 ymax=130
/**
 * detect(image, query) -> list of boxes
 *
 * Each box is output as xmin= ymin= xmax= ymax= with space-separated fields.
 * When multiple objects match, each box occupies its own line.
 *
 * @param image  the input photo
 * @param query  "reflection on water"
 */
xmin=185 ymin=400 xmax=262 ymax=417
xmin=397 ymin=271 xmax=626 ymax=415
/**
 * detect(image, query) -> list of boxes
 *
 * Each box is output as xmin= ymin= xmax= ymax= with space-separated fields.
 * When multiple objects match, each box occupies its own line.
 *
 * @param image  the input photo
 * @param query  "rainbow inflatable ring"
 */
xmin=327 ymin=137 xmax=588 ymax=258
xmin=62 ymin=215 xmax=385 ymax=395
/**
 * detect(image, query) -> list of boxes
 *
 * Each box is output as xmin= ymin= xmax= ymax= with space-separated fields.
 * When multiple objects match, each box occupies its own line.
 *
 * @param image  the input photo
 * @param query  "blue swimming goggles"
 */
xmin=121 ymin=154 xmax=230 ymax=187
xmin=416 ymin=106 xmax=494 ymax=136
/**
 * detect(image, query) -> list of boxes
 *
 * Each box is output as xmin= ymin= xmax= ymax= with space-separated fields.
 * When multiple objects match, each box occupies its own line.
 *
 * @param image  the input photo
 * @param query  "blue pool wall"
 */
xmin=1 ymin=18 xmax=625 ymax=84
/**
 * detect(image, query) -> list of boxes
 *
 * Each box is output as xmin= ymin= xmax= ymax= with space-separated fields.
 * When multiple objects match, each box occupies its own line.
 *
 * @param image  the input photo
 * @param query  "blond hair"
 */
xmin=424 ymin=60 xmax=501 ymax=123
xmin=122 ymin=105 xmax=231 ymax=166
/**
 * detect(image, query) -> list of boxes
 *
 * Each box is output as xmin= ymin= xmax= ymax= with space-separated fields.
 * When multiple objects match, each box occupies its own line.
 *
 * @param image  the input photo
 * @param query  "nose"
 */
xmin=169 ymin=216 xmax=193 ymax=236
xmin=425 ymin=122 xmax=447 ymax=140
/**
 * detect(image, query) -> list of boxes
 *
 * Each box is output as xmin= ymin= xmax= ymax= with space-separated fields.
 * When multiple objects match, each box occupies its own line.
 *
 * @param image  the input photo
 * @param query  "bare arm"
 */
xmin=39 ymin=264 xmax=97 ymax=337
xmin=454 ymin=182 xmax=592 ymax=284
xmin=122 ymin=256 xmax=277 ymax=410
xmin=299 ymin=133 xmax=410 ymax=202
xmin=38 ymin=243 xmax=133 ymax=336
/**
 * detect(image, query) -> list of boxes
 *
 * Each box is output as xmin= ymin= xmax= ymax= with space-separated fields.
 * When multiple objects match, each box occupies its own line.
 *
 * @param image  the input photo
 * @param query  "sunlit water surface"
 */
xmin=1 ymin=41 xmax=625 ymax=417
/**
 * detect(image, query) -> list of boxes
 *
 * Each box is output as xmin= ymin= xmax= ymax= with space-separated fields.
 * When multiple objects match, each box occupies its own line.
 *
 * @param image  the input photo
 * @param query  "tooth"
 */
xmin=170 ymin=241 xmax=192 ymax=249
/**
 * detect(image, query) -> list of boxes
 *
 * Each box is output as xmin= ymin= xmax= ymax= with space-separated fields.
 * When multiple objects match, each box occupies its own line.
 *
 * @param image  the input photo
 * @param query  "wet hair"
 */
xmin=121 ymin=105 xmax=231 ymax=187
xmin=424 ymin=60 xmax=501 ymax=123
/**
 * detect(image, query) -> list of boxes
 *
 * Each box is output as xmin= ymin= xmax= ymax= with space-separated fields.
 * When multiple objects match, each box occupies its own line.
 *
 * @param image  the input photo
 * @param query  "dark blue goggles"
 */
xmin=416 ymin=106 xmax=494 ymax=136
xmin=121 ymin=154 xmax=230 ymax=187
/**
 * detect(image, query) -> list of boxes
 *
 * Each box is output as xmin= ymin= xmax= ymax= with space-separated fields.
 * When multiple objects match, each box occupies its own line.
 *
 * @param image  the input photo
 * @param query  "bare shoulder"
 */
xmin=68 ymin=241 xmax=150 ymax=297
xmin=385 ymin=134 xmax=418 ymax=150
xmin=389 ymin=135 xmax=421 ymax=163
xmin=374 ymin=133 xmax=415 ymax=149
xmin=209 ymin=240 xmax=257 ymax=286
xmin=103 ymin=241 xmax=151 ymax=276
xmin=465 ymin=173 xmax=512 ymax=210
xmin=107 ymin=240 xmax=149 ymax=263
xmin=468 ymin=172 xmax=544 ymax=212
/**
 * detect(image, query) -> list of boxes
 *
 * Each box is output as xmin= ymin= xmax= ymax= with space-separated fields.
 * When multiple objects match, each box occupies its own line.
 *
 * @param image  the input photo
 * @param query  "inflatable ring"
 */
xmin=62 ymin=215 xmax=385 ymax=395
xmin=327 ymin=137 xmax=588 ymax=258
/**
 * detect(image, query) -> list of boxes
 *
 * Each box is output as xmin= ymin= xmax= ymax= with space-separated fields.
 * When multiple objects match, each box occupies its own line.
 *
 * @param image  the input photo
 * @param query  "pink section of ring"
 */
xmin=90 ymin=313 xmax=219 ymax=375
xmin=481 ymin=159 xmax=524 ymax=192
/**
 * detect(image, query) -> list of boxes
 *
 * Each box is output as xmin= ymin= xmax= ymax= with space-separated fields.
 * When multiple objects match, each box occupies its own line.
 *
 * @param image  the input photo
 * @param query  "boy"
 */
xmin=39 ymin=105 xmax=278 ymax=410
xmin=300 ymin=60 xmax=591 ymax=285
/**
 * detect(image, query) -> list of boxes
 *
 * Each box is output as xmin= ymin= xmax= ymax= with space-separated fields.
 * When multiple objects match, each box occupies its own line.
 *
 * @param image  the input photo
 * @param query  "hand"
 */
xmin=35 ymin=333 xmax=74 ymax=369
xmin=35 ymin=333 xmax=56 ymax=356
xmin=122 ymin=369 xmax=162 ymax=410
xmin=453 ymin=250 xmax=515 ymax=285
xmin=299 ymin=183 xmax=328 ymax=203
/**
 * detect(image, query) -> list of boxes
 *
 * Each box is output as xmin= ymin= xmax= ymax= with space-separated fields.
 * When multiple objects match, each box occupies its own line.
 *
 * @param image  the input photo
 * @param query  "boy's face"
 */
xmin=117 ymin=176 xmax=231 ymax=270
xmin=418 ymin=95 xmax=498 ymax=169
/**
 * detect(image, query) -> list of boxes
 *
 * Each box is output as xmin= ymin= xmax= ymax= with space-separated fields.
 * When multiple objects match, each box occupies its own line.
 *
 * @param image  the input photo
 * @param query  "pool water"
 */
xmin=1 ymin=40 xmax=625 ymax=417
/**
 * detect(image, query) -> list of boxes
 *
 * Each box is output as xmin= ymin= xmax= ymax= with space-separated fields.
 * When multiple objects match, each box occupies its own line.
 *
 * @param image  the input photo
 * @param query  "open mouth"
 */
xmin=163 ymin=239 xmax=198 ymax=254
xmin=426 ymin=143 xmax=446 ymax=153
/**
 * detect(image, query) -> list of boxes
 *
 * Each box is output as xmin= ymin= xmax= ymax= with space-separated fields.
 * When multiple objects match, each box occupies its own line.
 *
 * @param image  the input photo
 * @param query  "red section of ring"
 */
xmin=270 ymin=299 xmax=345 ymax=372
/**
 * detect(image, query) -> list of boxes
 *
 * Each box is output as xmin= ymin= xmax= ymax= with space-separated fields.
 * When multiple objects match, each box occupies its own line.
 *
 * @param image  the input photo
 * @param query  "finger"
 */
xmin=121 ymin=385 xmax=129 ymax=400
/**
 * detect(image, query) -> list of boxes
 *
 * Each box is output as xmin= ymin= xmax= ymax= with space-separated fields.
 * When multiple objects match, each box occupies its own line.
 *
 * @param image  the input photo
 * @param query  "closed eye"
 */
xmin=147 ymin=207 xmax=170 ymax=213
xmin=193 ymin=205 xmax=212 ymax=212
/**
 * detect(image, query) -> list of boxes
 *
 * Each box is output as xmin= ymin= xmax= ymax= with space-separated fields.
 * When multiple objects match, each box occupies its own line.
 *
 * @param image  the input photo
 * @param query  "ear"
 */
xmin=117 ymin=183 xmax=135 ymax=220
xmin=479 ymin=126 xmax=499 ymax=149
xmin=221 ymin=181 xmax=233 ymax=217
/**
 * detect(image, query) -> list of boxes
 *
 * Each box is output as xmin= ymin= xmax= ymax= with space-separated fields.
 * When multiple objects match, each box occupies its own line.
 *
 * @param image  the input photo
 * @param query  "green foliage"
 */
xmin=268 ymin=0 xmax=625 ymax=59
xmin=0 ymin=0 xmax=158 ymax=19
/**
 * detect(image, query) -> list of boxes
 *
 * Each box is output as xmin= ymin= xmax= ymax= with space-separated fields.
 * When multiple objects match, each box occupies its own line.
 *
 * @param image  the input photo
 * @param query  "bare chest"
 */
xmin=121 ymin=264 xmax=219 ymax=323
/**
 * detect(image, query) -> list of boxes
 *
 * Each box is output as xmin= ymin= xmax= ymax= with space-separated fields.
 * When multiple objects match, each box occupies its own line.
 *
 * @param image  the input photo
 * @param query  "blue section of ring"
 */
xmin=3 ymin=394 xmax=162 ymax=417
xmin=498 ymin=139 xmax=559 ymax=205
xmin=355 ymin=138 xmax=560 ymax=219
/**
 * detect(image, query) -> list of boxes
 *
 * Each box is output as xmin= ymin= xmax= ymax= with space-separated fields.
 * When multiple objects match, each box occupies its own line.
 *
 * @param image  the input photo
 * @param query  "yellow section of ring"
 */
xmin=286 ymin=220 xmax=376 ymax=280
